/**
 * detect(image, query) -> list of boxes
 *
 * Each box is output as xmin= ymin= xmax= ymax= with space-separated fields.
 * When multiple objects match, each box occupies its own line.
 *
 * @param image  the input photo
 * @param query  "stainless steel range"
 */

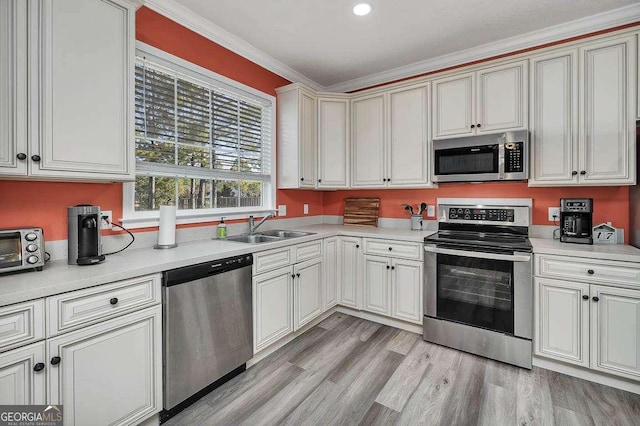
xmin=423 ymin=200 xmax=533 ymax=369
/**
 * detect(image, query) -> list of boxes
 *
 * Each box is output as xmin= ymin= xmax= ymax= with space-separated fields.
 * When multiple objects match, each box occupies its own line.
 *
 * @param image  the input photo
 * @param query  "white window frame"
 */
xmin=121 ymin=42 xmax=277 ymax=229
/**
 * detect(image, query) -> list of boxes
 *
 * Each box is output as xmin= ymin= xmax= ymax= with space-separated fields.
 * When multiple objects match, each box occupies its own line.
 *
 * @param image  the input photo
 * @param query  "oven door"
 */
xmin=424 ymin=244 xmax=532 ymax=339
xmin=0 ymin=232 xmax=23 ymax=270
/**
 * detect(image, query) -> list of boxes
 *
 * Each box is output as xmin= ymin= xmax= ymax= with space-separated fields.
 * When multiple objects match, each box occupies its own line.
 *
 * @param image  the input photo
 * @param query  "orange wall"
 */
xmin=324 ymin=184 xmax=630 ymax=242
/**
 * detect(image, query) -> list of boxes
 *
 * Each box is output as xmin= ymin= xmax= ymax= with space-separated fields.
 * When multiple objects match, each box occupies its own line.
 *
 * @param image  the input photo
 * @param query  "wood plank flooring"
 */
xmin=165 ymin=313 xmax=640 ymax=426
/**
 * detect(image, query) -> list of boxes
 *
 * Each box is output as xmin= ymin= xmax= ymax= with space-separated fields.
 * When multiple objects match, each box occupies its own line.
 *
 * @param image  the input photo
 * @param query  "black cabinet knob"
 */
xmin=16 ymin=153 xmax=27 ymax=160
xmin=580 ymin=171 xmax=586 ymax=175
xmin=592 ymin=296 xmax=600 ymax=302
xmin=391 ymin=266 xmax=395 ymax=270
xmin=296 ymin=273 xmax=300 ymax=278
xmin=582 ymin=295 xmax=589 ymax=300
xmin=571 ymin=171 xmax=578 ymax=176
xmin=471 ymin=124 xmax=475 ymax=129
xmin=477 ymin=123 xmax=481 ymax=128
xmin=587 ymin=269 xmax=594 ymax=275
xmin=386 ymin=265 xmax=390 ymax=269
xmin=110 ymin=297 xmax=118 ymax=305
xmin=50 ymin=356 xmax=61 ymax=365
xmin=388 ymin=247 xmax=392 ymax=251
xmin=300 ymin=177 xmax=304 ymax=181
xmin=33 ymin=362 xmax=45 ymax=372
xmin=318 ymin=179 xmax=322 ymax=183
xmin=291 ymin=274 xmax=295 ymax=278
xmin=355 ymin=244 xmax=359 ymax=248
xmin=31 ymin=154 xmax=41 ymax=162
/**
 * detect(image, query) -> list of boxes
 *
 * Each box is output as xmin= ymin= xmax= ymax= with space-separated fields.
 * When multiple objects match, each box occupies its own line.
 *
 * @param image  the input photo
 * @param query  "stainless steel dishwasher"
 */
xmin=162 ymin=254 xmax=253 ymax=418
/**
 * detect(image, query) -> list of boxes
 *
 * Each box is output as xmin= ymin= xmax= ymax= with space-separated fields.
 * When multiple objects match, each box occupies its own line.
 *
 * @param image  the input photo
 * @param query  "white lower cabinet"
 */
xmin=363 ymin=255 xmax=391 ymax=316
xmin=294 ymin=258 xmax=324 ymax=330
xmin=338 ymin=237 xmax=363 ymax=309
xmin=323 ymin=237 xmax=339 ymax=309
xmin=47 ymin=305 xmax=162 ymax=426
xmin=253 ymin=267 xmax=294 ymax=352
xmin=391 ymin=259 xmax=423 ymax=323
xmin=0 ymin=341 xmax=46 ymax=405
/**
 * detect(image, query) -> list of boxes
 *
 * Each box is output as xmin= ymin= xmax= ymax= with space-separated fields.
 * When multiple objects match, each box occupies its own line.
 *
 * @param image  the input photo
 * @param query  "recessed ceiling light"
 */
xmin=353 ymin=3 xmax=373 ymax=16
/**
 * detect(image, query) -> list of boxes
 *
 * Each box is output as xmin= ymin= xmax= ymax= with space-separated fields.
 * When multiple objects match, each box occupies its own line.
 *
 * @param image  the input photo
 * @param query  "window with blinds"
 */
xmin=132 ymin=58 xmax=273 ymax=212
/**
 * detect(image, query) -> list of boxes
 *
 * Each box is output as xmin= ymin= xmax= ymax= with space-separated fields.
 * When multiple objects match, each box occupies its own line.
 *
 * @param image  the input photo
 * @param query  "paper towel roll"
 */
xmin=158 ymin=205 xmax=177 ymax=246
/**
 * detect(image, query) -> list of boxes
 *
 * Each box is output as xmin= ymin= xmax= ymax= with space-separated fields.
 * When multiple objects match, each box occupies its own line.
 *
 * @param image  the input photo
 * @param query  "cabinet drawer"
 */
xmin=0 ymin=299 xmax=45 ymax=353
xmin=294 ymin=240 xmax=323 ymax=263
xmin=363 ymin=238 xmax=422 ymax=260
xmin=536 ymin=254 xmax=640 ymax=288
xmin=46 ymin=274 xmax=161 ymax=337
xmin=254 ymin=247 xmax=293 ymax=275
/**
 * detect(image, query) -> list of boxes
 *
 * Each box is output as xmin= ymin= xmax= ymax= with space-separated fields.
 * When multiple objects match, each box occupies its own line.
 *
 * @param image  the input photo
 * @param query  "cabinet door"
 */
xmin=29 ymin=0 xmax=134 ymax=180
xmin=591 ymin=285 xmax=640 ymax=380
xmin=432 ymin=73 xmax=474 ymax=138
xmin=351 ymin=93 xmax=386 ymax=187
xmin=529 ymin=51 xmax=579 ymax=185
xmin=363 ymin=255 xmax=391 ymax=316
xmin=0 ymin=342 xmax=46 ymax=405
xmin=579 ymin=36 xmax=636 ymax=184
xmin=299 ymin=88 xmax=317 ymax=188
xmin=476 ymin=61 xmax=527 ymax=133
xmin=0 ymin=0 xmax=27 ymax=176
xmin=338 ymin=237 xmax=362 ymax=309
xmin=324 ymin=237 xmax=339 ymax=309
xmin=47 ymin=306 xmax=162 ymax=426
xmin=294 ymin=258 xmax=323 ymax=330
xmin=317 ymin=97 xmax=349 ymax=188
xmin=253 ymin=267 xmax=293 ymax=352
xmin=388 ymin=84 xmax=430 ymax=186
xmin=534 ymin=278 xmax=589 ymax=367
xmin=391 ymin=259 xmax=423 ymax=324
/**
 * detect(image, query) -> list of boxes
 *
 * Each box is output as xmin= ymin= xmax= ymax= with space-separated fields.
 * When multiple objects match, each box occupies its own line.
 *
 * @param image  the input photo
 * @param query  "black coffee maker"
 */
xmin=67 ymin=205 xmax=106 ymax=265
xmin=560 ymin=198 xmax=593 ymax=245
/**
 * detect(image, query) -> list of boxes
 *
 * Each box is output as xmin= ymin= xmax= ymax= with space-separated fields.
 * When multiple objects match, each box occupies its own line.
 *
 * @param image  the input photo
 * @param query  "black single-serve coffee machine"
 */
xmin=560 ymin=198 xmax=593 ymax=244
xmin=67 ymin=204 xmax=106 ymax=265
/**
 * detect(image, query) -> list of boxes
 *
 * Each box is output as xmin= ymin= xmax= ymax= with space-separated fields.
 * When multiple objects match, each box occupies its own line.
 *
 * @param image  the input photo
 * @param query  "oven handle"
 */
xmin=424 ymin=245 xmax=531 ymax=262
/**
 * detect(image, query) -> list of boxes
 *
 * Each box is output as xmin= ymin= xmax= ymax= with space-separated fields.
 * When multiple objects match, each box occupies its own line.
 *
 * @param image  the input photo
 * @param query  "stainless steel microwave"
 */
xmin=0 ymin=228 xmax=45 ymax=274
xmin=432 ymin=130 xmax=528 ymax=183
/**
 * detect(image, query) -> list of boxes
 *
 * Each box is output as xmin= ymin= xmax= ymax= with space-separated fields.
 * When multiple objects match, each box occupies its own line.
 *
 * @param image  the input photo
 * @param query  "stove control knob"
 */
xmin=25 ymin=233 xmax=37 ymax=241
xmin=457 ymin=208 xmax=463 ymax=214
xmin=450 ymin=213 xmax=457 ymax=219
xmin=464 ymin=214 xmax=471 ymax=220
xmin=26 ymin=255 xmax=39 ymax=264
xmin=26 ymin=244 xmax=38 ymax=253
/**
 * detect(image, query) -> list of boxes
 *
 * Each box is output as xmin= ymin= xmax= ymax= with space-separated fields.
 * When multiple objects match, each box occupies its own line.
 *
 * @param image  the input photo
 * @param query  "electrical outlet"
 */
xmin=278 ymin=205 xmax=287 ymax=216
xmin=427 ymin=205 xmax=435 ymax=217
xmin=303 ymin=204 xmax=309 ymax=215
xmin=100 ymin=210 xmax=112 ymax=230
xmin=548 ymin=207 xmax=560 ymax=222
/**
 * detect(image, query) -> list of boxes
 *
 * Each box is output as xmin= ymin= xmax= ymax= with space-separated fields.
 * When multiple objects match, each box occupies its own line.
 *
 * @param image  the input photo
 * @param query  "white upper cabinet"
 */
xmin=530 ymin=35 xmax=637 ymax=186
xmin=276 ymin=83 xmax=317 ymax=188
xmin=351 ymin=92 xmax=387 ymax=187
xmin=388 ymin=83 xmax=431 ymax=186
xmin=529 ymin=50 xmax=578 ymax=185
xmin=317 ymin=95 xmax=349 ymax=188
xmin=27 ymin=0 xmax=135 ymax=181
xmin=580 ymin=35 xmax=636 ymax=185
xmin=432 ymin=61 xmax=527 ymax=139
xmin=0 ymin=0 xmax=28 ymax=176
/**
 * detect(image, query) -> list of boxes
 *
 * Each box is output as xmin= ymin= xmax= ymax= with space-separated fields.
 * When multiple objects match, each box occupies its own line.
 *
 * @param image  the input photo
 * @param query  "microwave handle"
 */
xmin=498 ymin=143 xmax=505 ymax=179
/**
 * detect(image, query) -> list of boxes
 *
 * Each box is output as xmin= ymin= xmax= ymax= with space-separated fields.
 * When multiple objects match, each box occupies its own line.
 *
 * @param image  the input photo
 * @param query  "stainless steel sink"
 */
xmin=226 ymin=234 xmax=282 ymax=244
xmin=258 ymin=230 xmax=316 ymax=239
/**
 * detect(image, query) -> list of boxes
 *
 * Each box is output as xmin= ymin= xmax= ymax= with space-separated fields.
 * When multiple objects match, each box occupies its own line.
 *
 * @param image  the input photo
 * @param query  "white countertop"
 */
xmin=0 ymin=224 xmax=434 ymax=307
xmin=530 ymin=238 xmax=640 ymax=263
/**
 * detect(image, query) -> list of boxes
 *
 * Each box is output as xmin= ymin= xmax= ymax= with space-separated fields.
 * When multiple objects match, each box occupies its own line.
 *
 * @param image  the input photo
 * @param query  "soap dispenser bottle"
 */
xmin=217 ymin=217 xmax=227 ymax=239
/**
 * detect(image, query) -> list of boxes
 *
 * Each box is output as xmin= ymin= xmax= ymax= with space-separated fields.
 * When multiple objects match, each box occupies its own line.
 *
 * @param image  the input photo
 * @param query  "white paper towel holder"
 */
xmin=155 ymin=203 xmax=179 ymax=249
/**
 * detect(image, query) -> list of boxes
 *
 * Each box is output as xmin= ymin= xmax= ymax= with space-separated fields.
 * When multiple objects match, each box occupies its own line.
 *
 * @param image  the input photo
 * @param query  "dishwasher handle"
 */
xmin=164 ymin=254 xmax=253 ymax=287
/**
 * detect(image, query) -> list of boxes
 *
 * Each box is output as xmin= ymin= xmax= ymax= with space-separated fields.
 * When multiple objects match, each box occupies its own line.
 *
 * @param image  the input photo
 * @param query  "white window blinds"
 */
xmin=134 ymin=59 xmax=272 ymax=182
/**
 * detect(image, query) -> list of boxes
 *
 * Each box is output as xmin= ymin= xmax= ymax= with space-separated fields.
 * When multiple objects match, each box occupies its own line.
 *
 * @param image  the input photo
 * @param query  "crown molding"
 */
xmin=142 ymin=0 xmax=323 ymax=90
xmin=324 ymin=3 xmax=640 ymax=92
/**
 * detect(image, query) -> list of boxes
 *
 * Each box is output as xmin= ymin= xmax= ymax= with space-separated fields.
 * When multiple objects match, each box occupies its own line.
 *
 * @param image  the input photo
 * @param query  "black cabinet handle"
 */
xmin=50 ymin=356 xmax=61 ymax=365
xmin=31 ymin=154 xmax=41 ymax=162
xmin=571 ymin=171 xmax=578 ymax=176
xmin=291 ymin=274 xmax=295 ymax=278
xmin=470 ymin=124 xmax=475 ymax=129
xmin=110 ymin=297 xmax=118 ymax=305
xmin=296 ymin=273 xmax=300 ymax=278
xmin=355 ymin=244 xmax=359 ymax=248
xmin=582 ymin=295 xmax=589 ymax=300
xmin=386 ymin=265 xmax=390 ymax=269
xmin=300 ymin=177 xmax=304 ymax=181
xmin=477 ymin=123 xmax=481 ymax=128
xmin=16 ymin=153 xmax=27 ymax=160
xmin=592 ymin=296 xmax=599 ymax=302
xmin=318 ymin=179 xmax=322 ymax=183
xmin=391 ymin=266 xmax=395 ymax=270
xmin=587 ymin=269 xmax=594 ymax=275
xmin=33 ymin=363 xmax=45 ymax=372
xmin=388 ymin=247 xmax=392 ymax=251
xmin=580 ymin=171 xmax=586 ymax=175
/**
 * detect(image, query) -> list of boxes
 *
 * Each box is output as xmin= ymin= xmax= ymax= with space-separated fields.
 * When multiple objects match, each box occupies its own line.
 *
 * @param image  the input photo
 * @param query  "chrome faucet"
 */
xmin=249 ymin=213 xmax=275 ymax=234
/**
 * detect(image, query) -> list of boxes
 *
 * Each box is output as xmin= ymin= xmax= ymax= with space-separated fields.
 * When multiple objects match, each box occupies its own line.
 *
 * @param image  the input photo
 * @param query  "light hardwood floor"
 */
xmin=166 ymin=313 xmax=640 ymax=426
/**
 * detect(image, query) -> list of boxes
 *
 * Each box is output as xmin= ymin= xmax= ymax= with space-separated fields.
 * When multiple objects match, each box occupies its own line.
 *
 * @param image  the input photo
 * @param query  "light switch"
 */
xmin=278 ymin=205 xmax=287 ymax=216
xmin=426 ymin=205 xmax=435 ymax=217
xmin=303 ymin=204 xmax=309 ymax=215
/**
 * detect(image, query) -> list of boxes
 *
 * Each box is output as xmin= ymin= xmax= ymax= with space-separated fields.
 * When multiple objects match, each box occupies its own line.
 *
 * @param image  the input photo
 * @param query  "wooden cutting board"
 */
xmin=343 ymin=198 xmax=380 ymax=227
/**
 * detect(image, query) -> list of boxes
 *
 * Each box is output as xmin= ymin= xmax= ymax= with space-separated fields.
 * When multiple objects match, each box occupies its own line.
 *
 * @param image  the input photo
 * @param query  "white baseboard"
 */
xmin=335 ymin=306 xmax=423 ymax=334
xmin=533 ymin=356 xmax=640 ymax=394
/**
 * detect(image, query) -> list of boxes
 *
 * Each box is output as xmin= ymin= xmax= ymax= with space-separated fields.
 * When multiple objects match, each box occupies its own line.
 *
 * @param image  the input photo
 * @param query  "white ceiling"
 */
xmin=168 ymin=0 xmax=640 ymax=90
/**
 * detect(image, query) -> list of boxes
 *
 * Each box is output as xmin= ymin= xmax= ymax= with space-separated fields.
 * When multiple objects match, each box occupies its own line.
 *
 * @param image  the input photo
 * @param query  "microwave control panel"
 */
xmin=504 ymin=142 xmax=524 ymax=173
xmin=448 ymin=207 xmax=515 ymax=222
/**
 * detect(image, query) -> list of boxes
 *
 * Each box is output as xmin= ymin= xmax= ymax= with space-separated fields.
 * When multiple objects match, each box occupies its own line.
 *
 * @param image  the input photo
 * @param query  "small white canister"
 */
xmin=411 ymin=214 xmax=423 ymax=231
